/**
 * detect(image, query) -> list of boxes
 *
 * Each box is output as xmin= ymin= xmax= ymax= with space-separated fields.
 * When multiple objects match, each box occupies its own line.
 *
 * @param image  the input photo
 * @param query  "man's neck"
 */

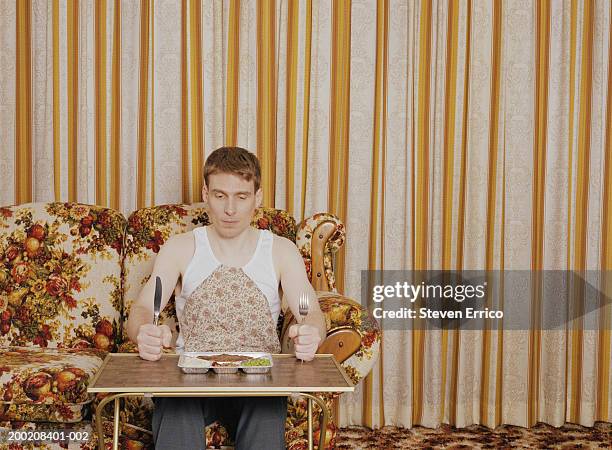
xmin=207 ymin=225 xmax=257 ymax=253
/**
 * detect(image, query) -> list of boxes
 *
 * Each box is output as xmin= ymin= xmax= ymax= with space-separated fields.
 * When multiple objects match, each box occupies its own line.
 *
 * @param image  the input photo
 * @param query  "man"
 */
xmin=126 ymin=147 xmax=326 ymax=450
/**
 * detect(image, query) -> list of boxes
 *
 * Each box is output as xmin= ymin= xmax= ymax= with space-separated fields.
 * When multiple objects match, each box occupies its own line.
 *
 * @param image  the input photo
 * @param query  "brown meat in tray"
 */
xmin=197 ymin=354 xmax=254 ymax=365
xmin=178 ymin=351 xmax=273 ymax=374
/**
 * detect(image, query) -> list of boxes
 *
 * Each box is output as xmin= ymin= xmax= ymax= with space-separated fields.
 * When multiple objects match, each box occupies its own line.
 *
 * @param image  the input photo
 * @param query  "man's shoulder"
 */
xmin=271 ymin=234 xmax=300 ymax=262
xmin=271 ymin=233 xmax=294 ymax=249
xmin=270 ymin=234 xmax=305 ymax=282
xmin=159 ymin=231 xmax=196 ymax=268
xmin=161 ymin=230 xmax=195 ymax=254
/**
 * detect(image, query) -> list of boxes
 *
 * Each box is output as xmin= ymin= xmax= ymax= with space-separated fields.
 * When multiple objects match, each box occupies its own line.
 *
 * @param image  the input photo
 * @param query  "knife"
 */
xmin=153 ymin=276 xmax=162 ymax=326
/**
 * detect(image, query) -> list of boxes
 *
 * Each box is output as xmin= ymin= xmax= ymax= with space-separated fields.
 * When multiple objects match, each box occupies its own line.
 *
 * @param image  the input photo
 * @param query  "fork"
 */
xmin=298 ymin=293 xmax=310 ymax=363
xmin=299 ymin=292 xmax=310 ymax=324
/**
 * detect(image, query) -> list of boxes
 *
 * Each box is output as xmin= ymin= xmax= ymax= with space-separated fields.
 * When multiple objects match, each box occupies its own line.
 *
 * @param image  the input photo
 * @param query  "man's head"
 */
xmin=202 ymin=147 xmax=263 ymax=237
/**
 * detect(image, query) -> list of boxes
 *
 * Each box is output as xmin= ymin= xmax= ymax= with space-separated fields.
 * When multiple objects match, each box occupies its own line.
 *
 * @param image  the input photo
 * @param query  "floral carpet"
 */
xmin=335 ymin=422 xmax=612 ymax=449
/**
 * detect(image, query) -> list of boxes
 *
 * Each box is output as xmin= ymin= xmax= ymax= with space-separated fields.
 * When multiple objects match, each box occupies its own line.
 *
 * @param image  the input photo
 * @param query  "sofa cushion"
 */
xmin=121 ymin=204 xmax=296 ymax=345
xmin=0 ymin=347 xmax=105 ymax=423
xmin=0 ymin=203 xmax=124 ymax=350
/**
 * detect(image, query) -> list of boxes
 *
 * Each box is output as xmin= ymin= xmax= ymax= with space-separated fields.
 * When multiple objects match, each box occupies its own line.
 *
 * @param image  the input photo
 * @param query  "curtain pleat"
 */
xmin=284 ymin=0 xmax=298 ymax=217
xmin=225 ymin=0 xmax=240 ymax=147
xmin=598 ymin=2 xmax=612 ymax=422
xmin=1 ymin=1 xmax=16 ymax=205
xmin=256 ymin=0 xmax=277 ymax=207
xmin=15 ymin=0 xmax=32 ymax=204
xmin=299 ymin=0 xmax=312 ymax=223
xmin=110 ymin=0 xmax=121 ymax=210
xmin=328 ymin=0 xmax=351 ymax=295
xmin=2 ymin=0 xmax=612 ymax=429
xmin=188 ymin=0 xmax=203 ymax=203
xmin=29 ymin=0 xmax=53 ymax=203
xmin=136 ymin=0 xmax=151 ymax=208
xmin=66 ymin=0 xmax=78 ymax=201
xmin=95 ymin=0 xmax=107 ymax=206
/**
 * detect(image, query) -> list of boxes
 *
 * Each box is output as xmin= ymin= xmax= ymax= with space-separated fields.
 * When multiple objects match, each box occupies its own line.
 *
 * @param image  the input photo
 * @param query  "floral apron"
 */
xmin=180 ymin=265 xmax=281 ymax=354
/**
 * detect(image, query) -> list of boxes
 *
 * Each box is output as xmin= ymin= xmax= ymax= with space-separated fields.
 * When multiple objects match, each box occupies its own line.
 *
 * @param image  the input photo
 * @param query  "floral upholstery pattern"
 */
xmin=0 ymin=203 xmax=123 ymax=432
xmin=0 ymin=347 xmax=106 ymax=423
xmin=296 ymin=213 xmax=345 ymax=291
xmin=0 ymin=203 xmax=124 ymax=351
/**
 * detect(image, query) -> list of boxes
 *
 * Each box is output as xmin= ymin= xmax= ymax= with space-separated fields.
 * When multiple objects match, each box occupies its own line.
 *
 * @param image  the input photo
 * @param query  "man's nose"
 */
xmin=225 ymin=199 xmax=235 ymax=215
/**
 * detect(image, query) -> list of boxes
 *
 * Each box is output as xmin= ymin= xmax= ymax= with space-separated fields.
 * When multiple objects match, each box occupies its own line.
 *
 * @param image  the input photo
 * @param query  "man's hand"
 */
xmin=137 ymin=324 xmax=172 ymax=361
xmin=288 ymin=324 xmax=321 ymax=362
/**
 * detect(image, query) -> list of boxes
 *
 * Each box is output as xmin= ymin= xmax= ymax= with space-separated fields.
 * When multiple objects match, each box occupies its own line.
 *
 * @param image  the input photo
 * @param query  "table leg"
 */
xmin=95 ymin=397 xmax=105 ymax=450
xmin=308 ymin=398 xmax=313 ymax=450
xmin=299 ymin=393 xmax=329 ymax=450
xmin=113 ymin=398 xmax=120 ymax=450
xmin=94 ymin=393 xmax=145 ymax=450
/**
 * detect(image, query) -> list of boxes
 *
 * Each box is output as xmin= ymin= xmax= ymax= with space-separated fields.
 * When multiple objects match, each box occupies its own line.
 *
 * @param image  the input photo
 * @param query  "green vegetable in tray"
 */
xmin=241 ymin=357 xmax=271 ymax=367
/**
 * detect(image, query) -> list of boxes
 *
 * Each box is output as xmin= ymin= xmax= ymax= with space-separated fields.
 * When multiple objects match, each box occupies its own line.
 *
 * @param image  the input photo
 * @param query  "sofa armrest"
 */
xmin=296 ymin=213 xmax=345 ymax=292
xmin=280 ymin=292 xmax=380 ymax=385
xmin=317 ymin=327 xmax=362 ymax=364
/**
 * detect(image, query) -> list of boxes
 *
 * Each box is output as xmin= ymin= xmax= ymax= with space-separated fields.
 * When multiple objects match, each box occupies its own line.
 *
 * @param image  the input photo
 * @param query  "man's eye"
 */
xmin=215 ymin=194 xmax=224 ymax=199
xmin=239 ymin=196 xmax=247 ymax=200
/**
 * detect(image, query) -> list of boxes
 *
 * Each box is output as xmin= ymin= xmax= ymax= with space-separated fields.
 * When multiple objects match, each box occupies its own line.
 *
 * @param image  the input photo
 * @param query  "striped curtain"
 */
xmin=1 ymin=0 xmax=611 ymax=430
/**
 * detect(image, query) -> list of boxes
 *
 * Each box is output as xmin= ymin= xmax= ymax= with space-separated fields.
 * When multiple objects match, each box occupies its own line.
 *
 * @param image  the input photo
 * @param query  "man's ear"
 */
xmin=201 ymin=184 xmax=208 ymax=203
xmin=255 ymin=188 xmax=263 ymax=208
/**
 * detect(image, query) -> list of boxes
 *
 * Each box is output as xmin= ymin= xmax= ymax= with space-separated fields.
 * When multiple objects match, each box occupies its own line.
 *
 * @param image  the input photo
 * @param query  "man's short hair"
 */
xmin=203 ymin=147 xmax=261 ymax=192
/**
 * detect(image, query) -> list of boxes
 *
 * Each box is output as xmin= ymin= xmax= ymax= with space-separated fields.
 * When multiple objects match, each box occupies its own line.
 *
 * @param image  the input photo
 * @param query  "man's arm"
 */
xmin=126 ymin=234 xmax=189 ymax=359
xmin=278 ymin=238 xmax=326 ymax=360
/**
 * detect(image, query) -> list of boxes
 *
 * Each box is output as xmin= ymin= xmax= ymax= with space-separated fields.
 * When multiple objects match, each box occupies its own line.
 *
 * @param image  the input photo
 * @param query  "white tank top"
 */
xmin=175 ymin=226 xmax=281 ymax=351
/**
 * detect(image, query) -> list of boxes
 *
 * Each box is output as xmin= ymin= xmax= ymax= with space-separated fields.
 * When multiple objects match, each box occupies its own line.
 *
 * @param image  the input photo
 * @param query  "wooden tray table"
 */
xmin=87 ymin=353 xmax=354 ymax=450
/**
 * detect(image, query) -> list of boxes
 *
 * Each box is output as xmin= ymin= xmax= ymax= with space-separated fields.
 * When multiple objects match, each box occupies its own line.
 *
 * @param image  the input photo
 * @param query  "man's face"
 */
xmin=202 ymin=172 xmax=262 ymax=237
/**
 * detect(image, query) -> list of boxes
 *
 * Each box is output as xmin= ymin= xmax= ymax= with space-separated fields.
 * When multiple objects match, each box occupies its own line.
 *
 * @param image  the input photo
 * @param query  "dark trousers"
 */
xmin=152 ymin=396 xmax=287 ymax=450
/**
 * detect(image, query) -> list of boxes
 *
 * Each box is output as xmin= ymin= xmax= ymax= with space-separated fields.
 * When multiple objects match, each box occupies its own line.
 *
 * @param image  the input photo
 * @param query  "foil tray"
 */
xmin=178 ymin=351 xmax=273 ymax=374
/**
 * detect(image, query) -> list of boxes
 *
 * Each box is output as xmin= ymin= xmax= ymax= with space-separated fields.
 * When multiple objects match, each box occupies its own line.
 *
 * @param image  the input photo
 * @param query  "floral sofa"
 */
xmin=0 ymin=202 xmax=380 ymax=450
